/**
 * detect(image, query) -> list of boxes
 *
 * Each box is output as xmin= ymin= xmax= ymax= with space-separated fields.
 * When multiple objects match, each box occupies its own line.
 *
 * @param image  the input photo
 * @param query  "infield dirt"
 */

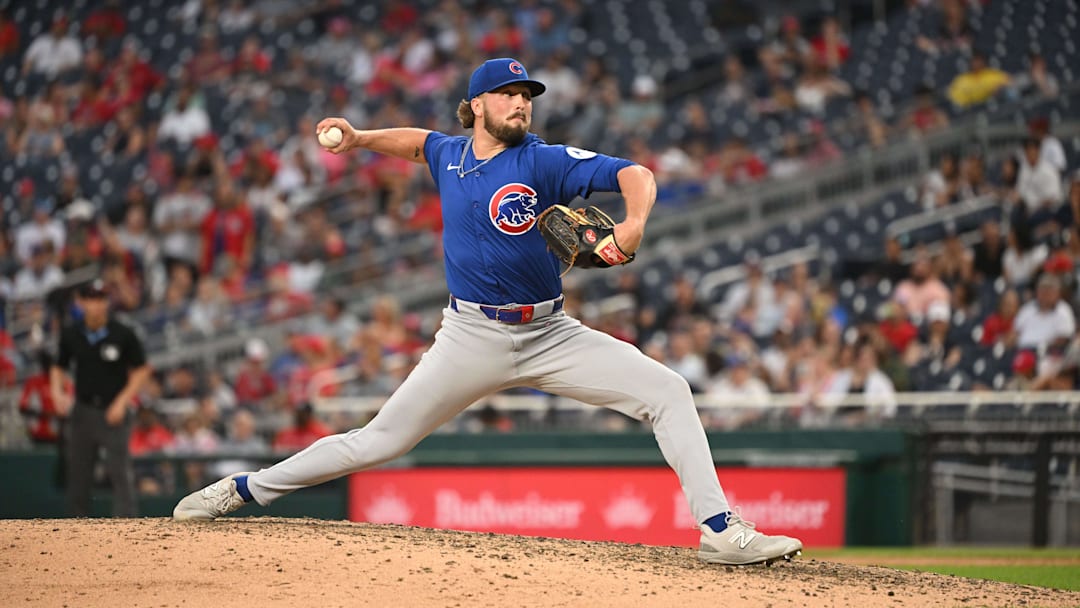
xmin=2 ymin=518 xmax=1077 ymax=607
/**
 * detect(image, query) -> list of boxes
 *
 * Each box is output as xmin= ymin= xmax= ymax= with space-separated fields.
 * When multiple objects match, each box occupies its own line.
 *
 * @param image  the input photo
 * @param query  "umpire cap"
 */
xmin=77 ymin=278 xmax=109 ymax=298
xmin=467 ymin=58 xmax=546 ymax=100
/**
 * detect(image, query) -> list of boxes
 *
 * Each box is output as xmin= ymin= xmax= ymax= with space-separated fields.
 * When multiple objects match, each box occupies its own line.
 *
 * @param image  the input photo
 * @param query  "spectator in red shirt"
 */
xmin=129 ymin=405 xmax=176 ymax=495
xmin=406 ymin=188 xmax=444 ymax=234
xmin=186 ymin=31 xmax=231 ymax=85
xmin=82 ymin=0 xmax=126 ymax=42
xmin=71 ymin=77 xmax=118 ymax=129
xmin=104 ymin=71 xmax=144 ymax=114
xmin=810 ymin=16 xmax=850 ymax=70
xmin=479 ymin=9 xmax=523 ymax=56
xmin=19 ymin=352 xmax=71 ymax=443
xmin=381 ymin=0 xmax=419 ymax=35
xmin=232 ymin=35 xmax=272 ymax=77
xmin=366 ymin=50 xmax=411 ymax=99
xmin=899 ymin=85 xmax=950 ymax=136
xmin=129 ymin=406 xmax=175 ymax=456
xmin=104 ymin=41 xmax=163 ymax=102
xmin=877 ymin=302 xmax=919 ymax=355
xmin=285 ymin=335 xmax=339 ymax=407
xmin=0 ymin=330 xmax=18 ymax=388
xmin=718 ymin=138 xmax=768 ymax=185
xmin=981 ymin=289 xmax=1020 ymax=347
xmin=200 ymin=181 xmax=255 ymax=275
xmin=273 ymin=403 xmax=331 ymax=453
xmin=235 ymin=338 xmax=278 ymax=408
xmin=0 ymin=10 xmax=19 ymax=57
xmin=229 ymin=138 xmax=280 ymax=182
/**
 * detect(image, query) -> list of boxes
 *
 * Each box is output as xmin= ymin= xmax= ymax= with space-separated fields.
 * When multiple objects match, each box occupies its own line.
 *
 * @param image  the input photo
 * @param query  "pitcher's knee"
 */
xmin=651 ymin=365 xmax=695 ymax=402
xmin=628 ymin=365 xmax=694 ymax=419
xmin=340 ymin=426 xmax=416 ymax=470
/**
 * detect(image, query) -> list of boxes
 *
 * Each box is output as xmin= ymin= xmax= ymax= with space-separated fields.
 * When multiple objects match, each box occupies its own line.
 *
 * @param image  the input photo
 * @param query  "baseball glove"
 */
xmin=536 ymin=205 xmax=636 ymax=272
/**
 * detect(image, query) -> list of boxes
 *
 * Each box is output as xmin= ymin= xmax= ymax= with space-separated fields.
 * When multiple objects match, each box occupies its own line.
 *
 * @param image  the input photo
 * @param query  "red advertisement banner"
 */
xmin=348 ymin=467 xmax=846 ymax=547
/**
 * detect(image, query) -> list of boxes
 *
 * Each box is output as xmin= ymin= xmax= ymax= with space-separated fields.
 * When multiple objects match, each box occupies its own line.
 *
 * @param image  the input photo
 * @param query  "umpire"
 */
xmin=50 ymin=279 xmax=151 ymax=516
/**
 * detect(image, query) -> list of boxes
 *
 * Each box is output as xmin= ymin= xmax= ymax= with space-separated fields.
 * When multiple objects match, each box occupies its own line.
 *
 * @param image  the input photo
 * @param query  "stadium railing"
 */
xmin=926 ymin=424 xmax=1080 ymax=547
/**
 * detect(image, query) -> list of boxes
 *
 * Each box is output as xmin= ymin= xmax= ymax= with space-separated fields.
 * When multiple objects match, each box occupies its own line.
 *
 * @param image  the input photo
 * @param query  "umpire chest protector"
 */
xmin=424 ymin=131 xmax=632 ymax=306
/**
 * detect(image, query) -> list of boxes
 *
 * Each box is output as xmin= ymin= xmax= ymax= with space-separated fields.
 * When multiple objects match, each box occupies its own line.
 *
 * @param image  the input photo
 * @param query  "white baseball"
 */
xmin=318 ymin=126 xmax=344 ymax=148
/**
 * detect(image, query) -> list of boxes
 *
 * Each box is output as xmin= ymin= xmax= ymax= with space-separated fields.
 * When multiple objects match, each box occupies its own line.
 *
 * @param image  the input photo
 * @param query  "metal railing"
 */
xmin=885 ymin=194 xmax=998 ymax=238
xmin=696 ymin=244 xmax=820 ymax=301
xmin=932 ymin=461 xmax=1080 ymax=546
xmin=927 ymin=427 xmax=1080 ymax=547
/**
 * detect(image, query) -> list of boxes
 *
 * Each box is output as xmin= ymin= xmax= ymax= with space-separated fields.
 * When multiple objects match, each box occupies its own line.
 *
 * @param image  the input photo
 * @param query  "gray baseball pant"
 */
xmin=247 ymin=300 xmax=730 ymax=524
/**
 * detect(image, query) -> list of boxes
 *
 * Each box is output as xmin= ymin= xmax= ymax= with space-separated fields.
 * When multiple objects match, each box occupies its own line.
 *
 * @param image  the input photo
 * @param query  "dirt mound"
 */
xmin=2 ymin=518 xmax=1077 ymax=607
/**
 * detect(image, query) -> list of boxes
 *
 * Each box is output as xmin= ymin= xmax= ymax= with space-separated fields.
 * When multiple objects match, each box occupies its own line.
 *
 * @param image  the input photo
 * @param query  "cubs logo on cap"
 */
xmin=468 ymin=58 xmax=546 ymax=100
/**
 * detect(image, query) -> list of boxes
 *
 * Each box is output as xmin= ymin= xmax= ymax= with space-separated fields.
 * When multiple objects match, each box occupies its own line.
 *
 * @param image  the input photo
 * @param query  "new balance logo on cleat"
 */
xmin=698 ymin=512 xmax=803 ymax=566
xmin=730 ymin=530 xmax=756 ymax=550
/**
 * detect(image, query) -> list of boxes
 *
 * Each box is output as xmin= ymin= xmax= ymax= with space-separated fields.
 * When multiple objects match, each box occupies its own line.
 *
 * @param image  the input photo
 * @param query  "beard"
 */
xmin=483 ymin=114 xmax=529 ymax=146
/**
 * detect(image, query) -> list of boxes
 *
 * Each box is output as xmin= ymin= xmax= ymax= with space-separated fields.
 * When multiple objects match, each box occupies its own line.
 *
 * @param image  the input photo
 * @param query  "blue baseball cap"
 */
xmin=725 ymin=353 xmax=749 ymax=368
xmin=467 ymin=58 xmax=546 ymax=100
xmin=34 ymin=197 xmax=55 ymax=214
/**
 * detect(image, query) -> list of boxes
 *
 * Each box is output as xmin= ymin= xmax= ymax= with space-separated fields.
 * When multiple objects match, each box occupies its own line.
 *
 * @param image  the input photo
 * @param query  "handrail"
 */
xmin=886 ymin=194 xmax=998 ymax=238
xmin=932 ymin=462 xmax=1080 ymax=501
xmin=696 ymin=244 xmax=820 ymax=299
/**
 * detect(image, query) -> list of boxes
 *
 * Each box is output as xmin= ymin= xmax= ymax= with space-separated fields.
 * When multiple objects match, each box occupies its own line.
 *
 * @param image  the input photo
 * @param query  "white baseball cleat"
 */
xmin=173 ymin=472 xmax=253 ymax=521
xmin=698 ymin=512 xmax=803 ymax=565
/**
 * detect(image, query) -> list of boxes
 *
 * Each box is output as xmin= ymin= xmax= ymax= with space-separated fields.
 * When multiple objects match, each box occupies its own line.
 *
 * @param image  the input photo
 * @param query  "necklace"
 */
xmin=456 ymin=137 xmax=496 ymax=178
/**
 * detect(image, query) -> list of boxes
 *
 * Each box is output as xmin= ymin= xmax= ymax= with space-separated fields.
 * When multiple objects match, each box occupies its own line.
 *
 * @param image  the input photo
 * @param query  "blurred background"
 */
xmin=0 ymin=0 xmax=1078 ymax=548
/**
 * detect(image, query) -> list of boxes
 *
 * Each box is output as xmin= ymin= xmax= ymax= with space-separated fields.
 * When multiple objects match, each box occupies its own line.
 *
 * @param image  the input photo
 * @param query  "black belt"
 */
xmin=76 ymin=395 xmax=112 ymax=409
xmin=449 ymin=295 xmax=564 ymax=324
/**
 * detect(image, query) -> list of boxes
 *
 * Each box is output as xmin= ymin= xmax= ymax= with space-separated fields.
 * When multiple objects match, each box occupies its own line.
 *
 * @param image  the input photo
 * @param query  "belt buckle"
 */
xmin=496 ymin=305 xmax=534 ymax=323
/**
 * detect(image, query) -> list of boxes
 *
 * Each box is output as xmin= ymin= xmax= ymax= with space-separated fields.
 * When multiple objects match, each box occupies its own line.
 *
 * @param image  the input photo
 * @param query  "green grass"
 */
xmin=812 ymin=546 xmax=1080 ymax=560
xmin=891 ymin=565 xmax=1080 ymax=591
xmin=808 ymin=547 xmax=1080 ymax=591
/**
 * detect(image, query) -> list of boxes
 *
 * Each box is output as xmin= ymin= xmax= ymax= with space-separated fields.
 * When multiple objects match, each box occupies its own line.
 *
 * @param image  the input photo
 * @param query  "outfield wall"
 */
xmin=0 ymin=429 xmax=916 ymax=546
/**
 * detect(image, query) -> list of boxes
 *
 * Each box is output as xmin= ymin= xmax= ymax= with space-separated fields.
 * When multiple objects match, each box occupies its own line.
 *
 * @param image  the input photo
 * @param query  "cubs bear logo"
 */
xmin=508 ymin=61 xmax=524 ymax=75
xmin=489 ymin=183 xmax=539 ymax=235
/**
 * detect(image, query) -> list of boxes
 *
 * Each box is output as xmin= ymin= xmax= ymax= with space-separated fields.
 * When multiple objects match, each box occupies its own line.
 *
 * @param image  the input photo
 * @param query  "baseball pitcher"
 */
xmin=174 ymin=58 xmax=802 ymax=566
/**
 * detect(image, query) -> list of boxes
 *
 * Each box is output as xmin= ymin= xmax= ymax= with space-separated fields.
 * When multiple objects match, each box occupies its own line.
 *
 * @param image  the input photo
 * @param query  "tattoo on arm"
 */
xmin=414 ymin=146 xmax=420 ymax=158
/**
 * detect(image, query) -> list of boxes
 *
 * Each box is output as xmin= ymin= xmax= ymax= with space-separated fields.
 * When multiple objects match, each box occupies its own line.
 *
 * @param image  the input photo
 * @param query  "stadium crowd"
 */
xmin=2 ymin=0 xmax=1079 ymax=459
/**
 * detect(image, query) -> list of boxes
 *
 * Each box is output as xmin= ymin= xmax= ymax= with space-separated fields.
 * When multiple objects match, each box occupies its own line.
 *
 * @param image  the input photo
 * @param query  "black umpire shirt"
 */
xmin=56 ymin=319 xmax=147 ymax=408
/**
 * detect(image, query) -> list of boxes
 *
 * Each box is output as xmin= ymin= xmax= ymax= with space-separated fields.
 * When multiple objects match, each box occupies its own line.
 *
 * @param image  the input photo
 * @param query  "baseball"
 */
xmin=318 ymin=126 xmax=344 ymax=148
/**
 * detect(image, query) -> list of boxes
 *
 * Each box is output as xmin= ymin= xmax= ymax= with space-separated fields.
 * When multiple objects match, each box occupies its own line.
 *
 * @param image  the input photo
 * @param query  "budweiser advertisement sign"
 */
xmin=349 ymin=467 xmax=845 ymax=547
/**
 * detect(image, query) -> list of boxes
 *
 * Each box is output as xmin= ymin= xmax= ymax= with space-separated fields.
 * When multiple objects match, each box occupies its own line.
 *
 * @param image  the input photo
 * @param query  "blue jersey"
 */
xmin=424 ymin=131 xmax=633 ymax=305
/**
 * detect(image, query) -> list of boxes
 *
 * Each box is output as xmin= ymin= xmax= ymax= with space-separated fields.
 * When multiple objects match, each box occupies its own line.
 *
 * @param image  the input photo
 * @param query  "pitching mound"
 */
xmin=2 ymin=518 xmax=1077 ymax=607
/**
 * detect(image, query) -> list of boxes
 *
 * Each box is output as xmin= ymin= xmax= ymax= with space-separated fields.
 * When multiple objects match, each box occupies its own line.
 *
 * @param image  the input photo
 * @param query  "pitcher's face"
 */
xmin=478 ymin=84 xmax=532 ymax=146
